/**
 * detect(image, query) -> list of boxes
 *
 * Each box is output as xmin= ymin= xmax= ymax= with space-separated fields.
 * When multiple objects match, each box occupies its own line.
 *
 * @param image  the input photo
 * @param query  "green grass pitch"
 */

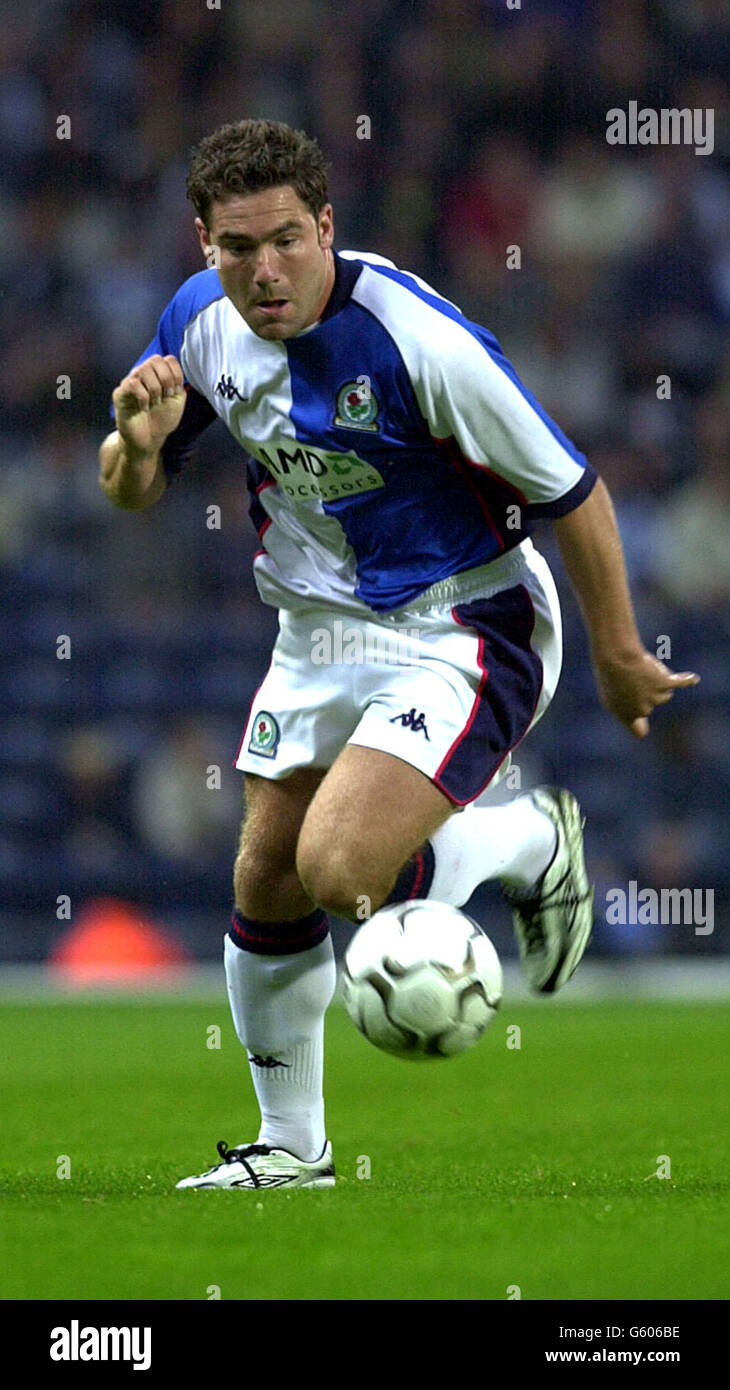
xmin=1 ymin=995 xmax=728 ymax=1301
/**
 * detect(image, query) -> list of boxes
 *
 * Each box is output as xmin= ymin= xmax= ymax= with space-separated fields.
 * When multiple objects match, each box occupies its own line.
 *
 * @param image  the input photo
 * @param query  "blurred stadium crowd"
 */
xmin=1 ymin=0 xmax=728 ymax=963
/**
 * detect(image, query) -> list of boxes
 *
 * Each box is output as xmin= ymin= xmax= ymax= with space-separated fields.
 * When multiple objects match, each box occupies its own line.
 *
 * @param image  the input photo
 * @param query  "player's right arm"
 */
xmin=99 ymin=354 xmax=186 ymax=509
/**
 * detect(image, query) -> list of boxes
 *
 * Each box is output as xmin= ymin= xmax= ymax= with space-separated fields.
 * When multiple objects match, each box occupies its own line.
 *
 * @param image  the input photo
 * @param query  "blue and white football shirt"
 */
xmin=121 ymin=251 xmax=596 ymax=615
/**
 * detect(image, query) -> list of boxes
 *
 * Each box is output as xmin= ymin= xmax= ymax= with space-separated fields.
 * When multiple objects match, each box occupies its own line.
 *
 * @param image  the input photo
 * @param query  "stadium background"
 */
xmin=1 ymin=0 xmax=728 ymax=974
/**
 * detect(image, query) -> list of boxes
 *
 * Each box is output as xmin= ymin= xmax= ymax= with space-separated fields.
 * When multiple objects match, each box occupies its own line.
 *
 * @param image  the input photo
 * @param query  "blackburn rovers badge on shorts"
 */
xmin=334 ymin=379 xmax=380 ymax=431
xmin=248 ymin=710 xmax=280 ymax=759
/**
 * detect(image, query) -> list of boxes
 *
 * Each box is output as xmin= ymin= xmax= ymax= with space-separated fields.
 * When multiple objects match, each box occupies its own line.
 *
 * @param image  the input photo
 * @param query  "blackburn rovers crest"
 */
xmin=248 ymin=711 xmax=280 ymax=759
xmin=334 ymin=380 xmax=380 ymax=431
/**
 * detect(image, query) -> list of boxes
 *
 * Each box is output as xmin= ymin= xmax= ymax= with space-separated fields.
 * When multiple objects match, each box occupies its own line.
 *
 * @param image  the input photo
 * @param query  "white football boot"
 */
xmin=176 ymin=1140 xmax=335 ymax=1191
xmin=502 ymin=786 xmax=594 ymax=994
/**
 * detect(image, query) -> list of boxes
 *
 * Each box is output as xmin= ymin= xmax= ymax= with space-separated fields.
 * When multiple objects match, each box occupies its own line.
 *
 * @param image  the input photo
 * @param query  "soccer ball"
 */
xmin=341 ymin=899 xmax=502 ymax=1060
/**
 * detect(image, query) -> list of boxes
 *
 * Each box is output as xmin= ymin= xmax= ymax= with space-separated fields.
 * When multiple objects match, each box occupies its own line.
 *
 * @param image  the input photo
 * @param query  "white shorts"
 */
xmin=234 ymin=539 xmax=562 ymax=807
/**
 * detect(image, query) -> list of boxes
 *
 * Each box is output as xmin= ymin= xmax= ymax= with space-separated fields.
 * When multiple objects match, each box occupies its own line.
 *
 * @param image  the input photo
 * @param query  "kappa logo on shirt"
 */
xmin=215 ymin=372 xmax=248 ymax=401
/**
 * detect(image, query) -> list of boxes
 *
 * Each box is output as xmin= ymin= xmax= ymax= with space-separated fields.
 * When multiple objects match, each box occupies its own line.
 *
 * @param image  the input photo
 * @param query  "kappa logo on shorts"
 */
xmin=248 ymin=710 xmax=280 ymax=759
xmin=389 ymin=708 xmax=431 ymax=740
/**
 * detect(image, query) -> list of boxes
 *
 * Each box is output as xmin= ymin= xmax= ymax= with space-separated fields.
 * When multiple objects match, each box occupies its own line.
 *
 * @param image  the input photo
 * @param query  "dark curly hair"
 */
xmin=186 ymin=119 xmax=329 ymax=228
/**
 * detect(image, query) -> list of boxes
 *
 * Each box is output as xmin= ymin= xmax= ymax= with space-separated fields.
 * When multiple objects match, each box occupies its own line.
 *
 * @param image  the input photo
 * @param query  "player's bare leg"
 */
xmin=295 ymin=745 xmax=561 ymax=922
xmin=296 ymin=746 xmax=593 ymax=995
xmin=295 ymin=746 xmax=454 ymax=919
xmin=232 ymin=766 xmax=325 ymax=920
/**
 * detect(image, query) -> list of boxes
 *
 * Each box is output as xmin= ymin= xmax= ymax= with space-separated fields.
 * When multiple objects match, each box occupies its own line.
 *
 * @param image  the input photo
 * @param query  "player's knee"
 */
xmin=295 ymin=838 xmax=390 ymax=921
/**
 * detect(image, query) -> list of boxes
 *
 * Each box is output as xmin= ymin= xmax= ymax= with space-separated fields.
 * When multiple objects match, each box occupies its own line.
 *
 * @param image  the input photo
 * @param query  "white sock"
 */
xmin=223 ymin=933 xmax=337 ymax=1163
xmin=428 ymin=795 xmax=557 ymax=907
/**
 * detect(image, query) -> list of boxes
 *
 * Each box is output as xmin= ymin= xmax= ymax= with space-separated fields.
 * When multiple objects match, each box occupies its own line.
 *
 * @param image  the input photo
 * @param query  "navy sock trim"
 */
xmin=384 ymin=842 xmax=436 ymax=906
xmin=229 ymin=907 xmax=329 ymax=956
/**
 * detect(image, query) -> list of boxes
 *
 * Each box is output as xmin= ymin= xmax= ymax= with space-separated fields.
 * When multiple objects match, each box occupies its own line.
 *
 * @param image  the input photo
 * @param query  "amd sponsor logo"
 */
xmin=257 ymin=439 xmax=385 ymax=501
xmin=50 ymin=1320 xmax=151 ymax=1371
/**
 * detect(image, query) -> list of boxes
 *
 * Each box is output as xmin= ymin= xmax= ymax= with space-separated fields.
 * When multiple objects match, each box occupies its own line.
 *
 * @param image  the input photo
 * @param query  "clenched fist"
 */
xmin=112 ymin=354 xmax=186 ymax=459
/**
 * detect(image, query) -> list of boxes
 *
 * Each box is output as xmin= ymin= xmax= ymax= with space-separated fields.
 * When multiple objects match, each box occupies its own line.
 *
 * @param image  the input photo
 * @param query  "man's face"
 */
xmin=195 ymin=186 xmax=335 ymax=340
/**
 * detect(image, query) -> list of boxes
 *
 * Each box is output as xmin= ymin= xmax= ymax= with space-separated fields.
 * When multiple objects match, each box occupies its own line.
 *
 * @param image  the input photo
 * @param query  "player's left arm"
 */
xmin=553 ymin=476 xmax=699 ymax=738
xmin=409 ymin=321 xmax=698 ymax=736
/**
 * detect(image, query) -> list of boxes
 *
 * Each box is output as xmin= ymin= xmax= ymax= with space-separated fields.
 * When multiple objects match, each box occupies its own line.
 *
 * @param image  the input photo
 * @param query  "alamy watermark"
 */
xmin=606 ymin=102 xmax=714 ymax=156
xmin=310 ymin=620 xmax=422 ymax=666
xmin=605 ymin=881 xmax=714 ymax=935
xmin=50 ymin=1321 xmax=151 ymax=1371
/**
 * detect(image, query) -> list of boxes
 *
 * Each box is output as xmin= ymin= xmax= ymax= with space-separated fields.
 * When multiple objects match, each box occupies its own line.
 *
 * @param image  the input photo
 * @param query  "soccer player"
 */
xmin=99 ymin=120 xmax=699 ymax=1191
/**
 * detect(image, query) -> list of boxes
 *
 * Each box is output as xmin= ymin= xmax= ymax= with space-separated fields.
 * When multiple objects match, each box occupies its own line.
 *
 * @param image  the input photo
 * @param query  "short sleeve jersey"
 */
xmin=118 ymin=250 xmax=597 ymax=615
